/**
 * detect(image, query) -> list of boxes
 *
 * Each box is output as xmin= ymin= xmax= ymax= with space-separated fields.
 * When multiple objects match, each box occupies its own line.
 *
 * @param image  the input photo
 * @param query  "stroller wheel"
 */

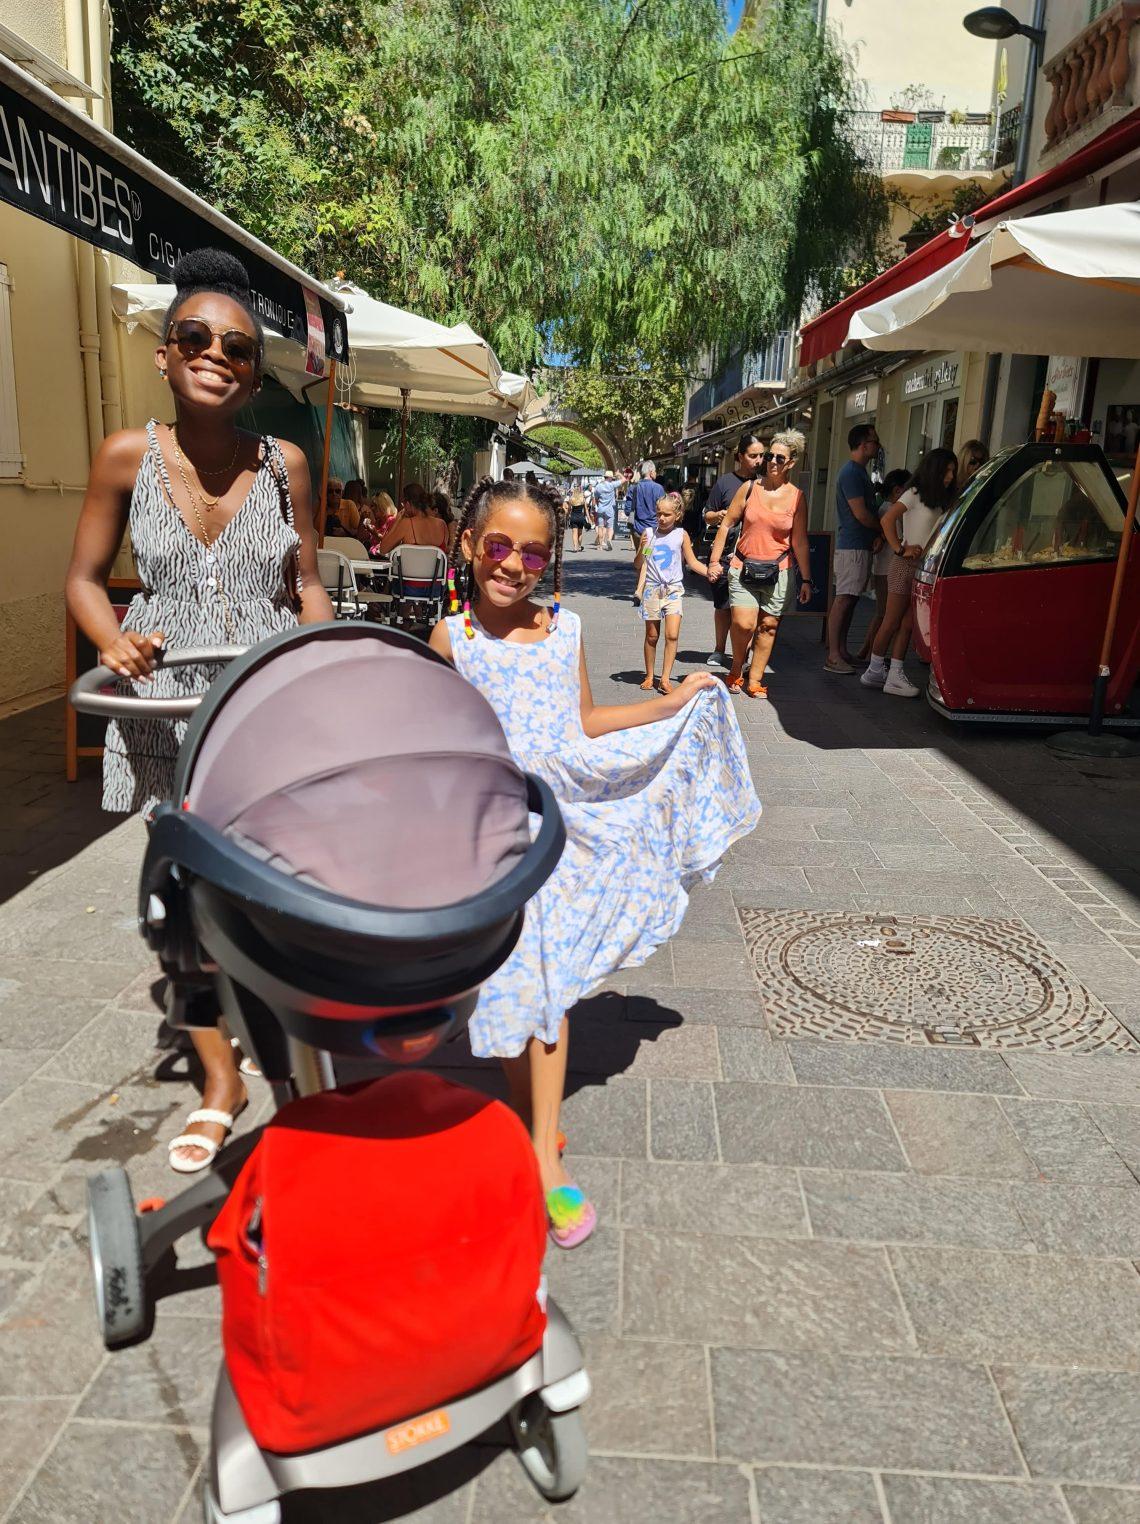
xmin=87 ymin=1169 xmax=151 ymax=1349
xmin=201 ymin=1480 xmax=281 ymax=1524
xmin=510 ymin=1394 xmax=588 ymax=1502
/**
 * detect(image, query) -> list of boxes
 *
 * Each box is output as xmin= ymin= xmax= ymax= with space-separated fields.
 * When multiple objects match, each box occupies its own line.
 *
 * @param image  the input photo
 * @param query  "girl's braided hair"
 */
xmin=447 ymin=475 xmax=567 ymax=634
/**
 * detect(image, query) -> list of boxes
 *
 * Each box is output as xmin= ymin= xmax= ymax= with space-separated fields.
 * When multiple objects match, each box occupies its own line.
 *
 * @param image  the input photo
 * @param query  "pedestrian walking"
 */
xmin=634 ymin=491 xmax=710 ymax=693
xmin=700 ymin=433 xmax=767 ymax=668
xmin=708 ymin=430 xmax=812 ymax=698
xmin=856 ymin=468 xmax=910 ymax=661
xmin=826 ymin=423 xmax=881 ymax=673
xmin=861 ymin=448 xmax=957 ymax=698
xmin=567 ymin=481 xmax=589 ymax=552
xmin=628 ymin=459 xmax=665 ymax=562
xmin=64 ymin=247 xmax=332 ymax=1173
xmin=430 ymin=476 xmax=759 ymax=1247
xmin=592 ymin=470 xmax=619 ymax=550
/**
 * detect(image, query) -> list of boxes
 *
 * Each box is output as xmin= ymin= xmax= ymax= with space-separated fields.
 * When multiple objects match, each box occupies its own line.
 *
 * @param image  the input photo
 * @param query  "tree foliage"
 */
xmin=113 ymin=0 xmax=888 ymax=373
xmin=526 ymin=426 xmax=604 ymax=469
xmin=550 ymin=353 xmax=688 ymax=466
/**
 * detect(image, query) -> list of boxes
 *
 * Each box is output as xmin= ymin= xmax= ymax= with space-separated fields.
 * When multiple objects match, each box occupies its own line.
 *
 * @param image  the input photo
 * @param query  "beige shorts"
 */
xmin=728 ymin=566 xmax=791 ymax=616
xmin=641 ymin=582 xmax=684 ymax=620
xmin=834 ymin=548 xmax=872 ymax=597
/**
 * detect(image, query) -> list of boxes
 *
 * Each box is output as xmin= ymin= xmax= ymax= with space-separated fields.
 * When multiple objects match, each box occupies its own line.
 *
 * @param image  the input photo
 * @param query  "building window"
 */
xmin=0 ymin=263 xmax=22 ymax=479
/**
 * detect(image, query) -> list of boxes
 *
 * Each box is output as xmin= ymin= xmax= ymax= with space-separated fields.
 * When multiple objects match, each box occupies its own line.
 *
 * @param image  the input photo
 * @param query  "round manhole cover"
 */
xmin=739 ymin=909 xmax=1139 ymax=1052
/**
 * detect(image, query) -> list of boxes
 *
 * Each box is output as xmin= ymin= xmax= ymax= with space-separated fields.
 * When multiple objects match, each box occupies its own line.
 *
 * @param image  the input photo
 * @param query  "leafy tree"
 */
xmin=112 ymin=0 xmax=888 ymax=373
xmin=526 ymin=427 xmax=604 ymax=469
xmin=550 ymin=352 xmax=688 ymax=466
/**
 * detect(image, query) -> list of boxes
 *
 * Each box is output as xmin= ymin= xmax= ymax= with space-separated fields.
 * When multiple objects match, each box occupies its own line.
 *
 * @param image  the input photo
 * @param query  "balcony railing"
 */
xmin=844 ymin=109 xmax=999 ymax=173
xmin=1043 ymin=1 xmax=1140 ymax=151
xmin=684 ymin=333 xmax=794 ymax=430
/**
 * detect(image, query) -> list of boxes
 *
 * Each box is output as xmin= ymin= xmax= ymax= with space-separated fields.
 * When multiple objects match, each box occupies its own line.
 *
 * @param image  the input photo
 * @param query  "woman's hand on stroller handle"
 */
xmin=69 ymin=645 xmax=249 ymax=718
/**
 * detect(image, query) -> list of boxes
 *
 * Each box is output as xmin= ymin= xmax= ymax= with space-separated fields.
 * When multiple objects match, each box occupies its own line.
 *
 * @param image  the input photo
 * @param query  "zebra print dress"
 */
xmin=102 ymin=420 xmax=301 ymax=816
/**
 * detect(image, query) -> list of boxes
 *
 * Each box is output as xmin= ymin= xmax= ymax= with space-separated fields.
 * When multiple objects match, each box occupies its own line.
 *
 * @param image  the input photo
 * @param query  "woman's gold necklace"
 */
xmin=171 ymin=427 xmax=242 ymax=509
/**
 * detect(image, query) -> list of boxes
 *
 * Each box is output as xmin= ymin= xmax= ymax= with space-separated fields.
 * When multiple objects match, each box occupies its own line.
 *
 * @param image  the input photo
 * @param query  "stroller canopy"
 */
xmin=181 ymin=629 xmax=530 ymax=910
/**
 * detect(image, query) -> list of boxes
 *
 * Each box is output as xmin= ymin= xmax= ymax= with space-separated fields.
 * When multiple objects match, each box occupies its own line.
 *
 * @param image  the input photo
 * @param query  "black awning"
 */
xmin=0 ymin=55 xmax=347 ymax=365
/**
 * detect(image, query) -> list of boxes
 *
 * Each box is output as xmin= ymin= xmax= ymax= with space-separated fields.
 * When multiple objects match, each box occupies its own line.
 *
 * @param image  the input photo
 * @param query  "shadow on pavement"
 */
xmin=762 ymin=611 xmax=1140 ymax=906
xmin=0 ymin=698 xmax=120 ymax=907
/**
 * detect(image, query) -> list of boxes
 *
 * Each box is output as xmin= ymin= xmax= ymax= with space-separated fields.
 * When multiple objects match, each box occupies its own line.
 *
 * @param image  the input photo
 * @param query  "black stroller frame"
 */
xmin=72 ymin=625 xmax=590 ymax=1522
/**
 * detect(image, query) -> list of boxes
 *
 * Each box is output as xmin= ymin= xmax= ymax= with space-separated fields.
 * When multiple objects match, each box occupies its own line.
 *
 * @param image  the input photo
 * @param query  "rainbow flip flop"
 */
xmin=547 ymin=1185 xmax=597 ymax=1250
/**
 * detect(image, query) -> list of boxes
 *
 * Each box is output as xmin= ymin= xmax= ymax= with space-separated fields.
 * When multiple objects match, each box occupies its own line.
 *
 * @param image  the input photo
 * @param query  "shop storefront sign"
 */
xmin=1045 ymin=355 xmax=1087 ymax=418
xmin=0 ymin=68 xmax=347 ymax=363
xmin=844 ymin=381 xmax=879 ymax=417
xmin=903 ymin=357 xmax=959 ymax=400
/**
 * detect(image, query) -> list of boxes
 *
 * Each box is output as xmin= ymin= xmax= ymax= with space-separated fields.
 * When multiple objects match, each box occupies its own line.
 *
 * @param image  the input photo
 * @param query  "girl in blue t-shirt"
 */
xmin=634 ymin=492 xmax=710 ymax=693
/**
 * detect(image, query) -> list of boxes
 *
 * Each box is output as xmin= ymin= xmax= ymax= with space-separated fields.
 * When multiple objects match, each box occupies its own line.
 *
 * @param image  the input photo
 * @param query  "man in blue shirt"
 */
xmin=629 ymin=459 xmax=665 ymax=562
xmin=826 ymin=423 xmax=881 ymax=673
xmin=591 ymin=470 xmax=619 ymax=551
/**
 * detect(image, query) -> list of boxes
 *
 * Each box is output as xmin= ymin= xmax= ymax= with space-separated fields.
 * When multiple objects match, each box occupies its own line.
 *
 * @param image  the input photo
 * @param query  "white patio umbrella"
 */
xmin=846 ymin=203 xmax=1140 ymax=357
xmin=846 ymin=201 xmax=1140 ymax=751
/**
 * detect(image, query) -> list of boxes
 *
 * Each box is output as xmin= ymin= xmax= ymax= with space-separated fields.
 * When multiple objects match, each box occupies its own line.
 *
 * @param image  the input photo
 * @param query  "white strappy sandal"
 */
xmin=167 ymin=1107 xmax=241 ymax=1174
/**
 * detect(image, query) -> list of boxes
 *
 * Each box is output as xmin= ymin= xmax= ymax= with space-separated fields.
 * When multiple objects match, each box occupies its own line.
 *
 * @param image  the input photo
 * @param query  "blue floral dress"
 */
xmin=446 ymin=608 xmax=761 ymax=1057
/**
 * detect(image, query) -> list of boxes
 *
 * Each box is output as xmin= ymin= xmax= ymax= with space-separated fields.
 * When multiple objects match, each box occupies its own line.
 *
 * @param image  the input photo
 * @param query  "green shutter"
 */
xmin=903 ymin=121 xmax=933 ymax=169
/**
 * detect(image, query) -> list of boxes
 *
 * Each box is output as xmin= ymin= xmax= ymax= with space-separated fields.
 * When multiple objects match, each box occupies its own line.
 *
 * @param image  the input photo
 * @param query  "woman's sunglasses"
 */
xmin=165 ymin=317 xmax=260 ymax=371
xmin=480 ymin=532 xmax=552 ymax=573
xmin=768 ymin=452 xmax=793 ymax=466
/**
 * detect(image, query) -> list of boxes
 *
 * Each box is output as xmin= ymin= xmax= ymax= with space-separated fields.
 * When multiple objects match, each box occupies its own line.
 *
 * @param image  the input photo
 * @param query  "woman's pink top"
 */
xmin=733 ymin=483 xmax=804 ymax=565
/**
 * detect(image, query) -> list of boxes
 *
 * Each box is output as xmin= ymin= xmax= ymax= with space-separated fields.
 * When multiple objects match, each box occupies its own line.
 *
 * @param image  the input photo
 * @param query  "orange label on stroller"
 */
xmin=385 ymin=1409 xmax=451 ymax=1455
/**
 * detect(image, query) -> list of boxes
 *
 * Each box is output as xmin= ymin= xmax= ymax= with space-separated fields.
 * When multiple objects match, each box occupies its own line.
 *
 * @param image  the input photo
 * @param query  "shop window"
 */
xmin=939 ymin=398 xmax=959 ymax=453
xmin=961 ymin=458 xmax=1123 ymax=572
xmin=0 ymin=263 xmax=21 ymax=478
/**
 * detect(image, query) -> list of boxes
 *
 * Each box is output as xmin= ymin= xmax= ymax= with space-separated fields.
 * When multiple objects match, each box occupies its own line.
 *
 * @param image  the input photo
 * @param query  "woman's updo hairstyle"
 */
xmin=164 ymin=248 xmax=265 ymax=363
xmin=770 ymin=428 xmax=806 ymax=461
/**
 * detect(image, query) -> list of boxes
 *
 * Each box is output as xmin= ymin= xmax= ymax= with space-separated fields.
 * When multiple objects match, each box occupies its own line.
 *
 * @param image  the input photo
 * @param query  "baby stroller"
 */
xmin=70 ymin=623 xmax=589 ymax=1522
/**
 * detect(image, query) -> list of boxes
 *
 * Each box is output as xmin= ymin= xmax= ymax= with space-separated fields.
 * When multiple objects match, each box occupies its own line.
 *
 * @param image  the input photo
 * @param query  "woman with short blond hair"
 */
xmin=708 ymin=429 xmax=812 ymax=698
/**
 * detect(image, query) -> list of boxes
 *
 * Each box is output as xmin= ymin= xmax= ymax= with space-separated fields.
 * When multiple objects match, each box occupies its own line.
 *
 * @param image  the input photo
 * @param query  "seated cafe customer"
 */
xmin=377 ymin=482 xmax=449 ymax=554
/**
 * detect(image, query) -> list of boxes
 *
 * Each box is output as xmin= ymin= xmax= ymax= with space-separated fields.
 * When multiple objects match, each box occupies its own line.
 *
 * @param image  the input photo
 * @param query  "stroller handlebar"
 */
xmin=68 ymin=646 xmax=249 ymax=718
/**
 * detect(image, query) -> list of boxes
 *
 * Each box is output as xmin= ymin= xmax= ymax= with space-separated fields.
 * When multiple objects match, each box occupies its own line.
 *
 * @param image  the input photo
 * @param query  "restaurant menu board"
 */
xmin=65 ymin=577 xmax=140 ymax=780
xmin=785 ymin=532 xmax=832 ymax=620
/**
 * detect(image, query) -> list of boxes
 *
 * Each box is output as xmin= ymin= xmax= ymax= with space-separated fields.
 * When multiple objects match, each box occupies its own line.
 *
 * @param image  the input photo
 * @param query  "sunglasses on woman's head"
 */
xmin=165 ymin=317 xmax=260 ymax=371
xmin=480 ymin=532 xmax=552 ymax=573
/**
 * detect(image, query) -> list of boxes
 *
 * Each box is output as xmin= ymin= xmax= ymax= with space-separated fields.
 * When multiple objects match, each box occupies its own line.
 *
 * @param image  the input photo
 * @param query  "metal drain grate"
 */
xmin=739 ymin=909 xmax=1139 ymax=1053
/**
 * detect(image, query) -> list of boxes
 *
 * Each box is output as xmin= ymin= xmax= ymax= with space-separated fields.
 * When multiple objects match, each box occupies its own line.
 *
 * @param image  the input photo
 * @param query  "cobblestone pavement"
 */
xmin=1 ymin=544 xmax=1139 ymax=1523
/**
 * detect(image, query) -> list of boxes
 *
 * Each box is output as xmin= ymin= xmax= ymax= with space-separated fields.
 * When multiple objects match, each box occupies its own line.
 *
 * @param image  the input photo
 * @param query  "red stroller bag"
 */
xmin=208 ymin=1071 xmax=548 ymax=1455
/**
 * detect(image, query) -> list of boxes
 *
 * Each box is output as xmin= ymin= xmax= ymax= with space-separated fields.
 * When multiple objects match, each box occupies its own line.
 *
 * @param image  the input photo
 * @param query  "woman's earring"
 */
xmin=159 ymin=367 xmax=167 ymax=379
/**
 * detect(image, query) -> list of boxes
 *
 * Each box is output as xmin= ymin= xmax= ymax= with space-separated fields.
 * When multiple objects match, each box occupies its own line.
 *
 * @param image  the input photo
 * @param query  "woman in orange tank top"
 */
xmin=707 ymin=429 xmax=812 ymax=697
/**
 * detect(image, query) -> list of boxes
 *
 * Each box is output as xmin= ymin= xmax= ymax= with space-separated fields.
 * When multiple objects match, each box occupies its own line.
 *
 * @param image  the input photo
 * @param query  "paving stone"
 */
xmin=1084 ymin=1101 xmax=1140 ymax=1171
xmin=890 ymin=1246 xmax=1140 ymax=1367
xmin=77 ymin=1316 xmax=219 ymax=1428
xmin=579 ymin=1334 xmax=712 ymax=1457
xmin=753 ymin=1466 xmax=883 ymax=1522
xmin=621 ymin=945 xmax=674 ymax=989
xmin=561 ymin=1155 xmax=620 ymax=1226
xmin=628 ymin=985 xmax=767 ymax=1027
xmin=879 ymin=1474 xmax=1069 ymax=1522
xmin=786 ymin=1039 xmax=1017 ymax=1094
xmin=1012 ymin=1181 xmax=1140 ymax=1256
xmin=1063 ymin=1486 xmax=1140 ymax=1523
xmin=0 ymin=1396 xmax=73 ymax=1515
xmin=995 ymin=1366 xmax=1140 ymax=1485
xmin=999 ymin=1099 xmax=1137 ymax=1184
xmin=621 ymin=1022 xmax=720 ymax=1080
xmin=672 ymin=942 xmax=759 ymax=991
xmin=559 ymin=1078 xmax=647 ymax=1158
xmin=35 ymin=1005 xmax=168 ymax=1090
xmin=274 ymin=1467 xmax=473 ymax=1523
xmin=1002 ymin=1053 xmax=1140 ymax=1106
xmin=0 ymin=1048 xmax=50 ymax=1101
xmin=619 ymin=1159 xmax=806 ymax=1241
xmin=649 ymin=1079 xmax=719 ymax=1161
xmin=543 ymin=1225 xmax=620 ymax=1335
xmin=0 ymin=993 xmax=109 ymax=1052
xmin=716 ymin=1027 xmax=795 ymax=1083
xmin=801 ymin=1172 xmax=1032 ymax=1250
xmin=884 ymin=1092 xmax=1037 ymax=1180
xmin=623 ymin=1231 xmax=912 ymax=1353
xmin=711 ymin=1348 xmax=1023 ymax=1474
xmin=716 ymin=1082 xmax=907 ymax=1171
xmin=8 ymin=1420 xmax=202 ymax=1524
xmin=471 ymin=1452 xmax=754 ymax=1523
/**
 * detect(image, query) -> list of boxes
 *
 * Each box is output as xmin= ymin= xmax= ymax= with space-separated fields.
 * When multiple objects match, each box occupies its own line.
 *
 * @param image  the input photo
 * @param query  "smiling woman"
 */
xmin=64 ymin=246 xmax=334 ymax=1177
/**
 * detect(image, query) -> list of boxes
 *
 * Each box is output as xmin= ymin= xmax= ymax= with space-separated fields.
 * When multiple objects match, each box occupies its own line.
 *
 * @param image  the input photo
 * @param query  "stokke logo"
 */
xmin=385 ymin=1410 xmax=451 ymax=1455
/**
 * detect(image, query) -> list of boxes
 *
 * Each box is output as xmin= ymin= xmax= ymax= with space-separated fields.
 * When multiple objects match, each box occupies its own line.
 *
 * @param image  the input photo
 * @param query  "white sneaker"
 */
xmin=883 ymin=666 xmax=920 ymax=698
xmin=860 ymin=663 xmax=887 ymax=689
xmin=706 ymin=652 xmax=731 ymax=669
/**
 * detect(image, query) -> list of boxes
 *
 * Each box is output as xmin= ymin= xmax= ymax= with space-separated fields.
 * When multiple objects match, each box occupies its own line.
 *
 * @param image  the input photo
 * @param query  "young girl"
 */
xmin=430 ymin=477 xmax=760 ymax=1249
xmin=634 ymin=491 xmax=709 ymax=693
xmin=861 ymin=448 xmax=957 ymax=698
xmin=856 ymin=468 xmax=910 ymax=662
